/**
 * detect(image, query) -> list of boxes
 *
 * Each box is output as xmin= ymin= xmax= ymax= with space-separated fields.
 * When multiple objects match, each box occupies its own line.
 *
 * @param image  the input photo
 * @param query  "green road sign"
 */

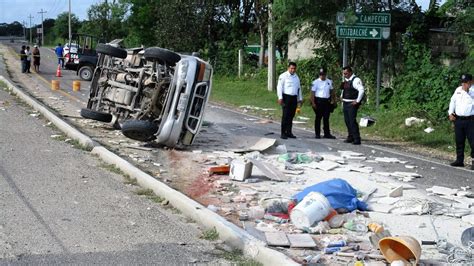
xmin=336 ymin=12 xmax=391 ymax=26
xmin=336 ymin=25 xmax=390 ymax=40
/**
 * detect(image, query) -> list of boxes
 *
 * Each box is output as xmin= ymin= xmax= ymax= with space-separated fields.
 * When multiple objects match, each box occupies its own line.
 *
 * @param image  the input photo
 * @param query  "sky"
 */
xmin=0 ymin=0 xmax=446 ymax=25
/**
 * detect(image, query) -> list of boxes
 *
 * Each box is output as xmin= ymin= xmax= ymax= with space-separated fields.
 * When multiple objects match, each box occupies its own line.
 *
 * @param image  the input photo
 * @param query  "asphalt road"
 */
xmin=0 ymin=79 xmax=229 ymax=264
xmin=3 ymin=41 xmax=472 ymax=190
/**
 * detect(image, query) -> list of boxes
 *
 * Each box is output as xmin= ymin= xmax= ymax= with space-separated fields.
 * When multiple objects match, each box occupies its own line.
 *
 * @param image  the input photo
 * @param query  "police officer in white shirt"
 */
xmin=448 ymin=73 xmax=474 ymax=170
xmin=277 ymin=62 xmax=303 ymax=139
xmin=310 ymin=68 xmax=336 ymax=139
xmin=341 ymin=66 xmax=365 ymax=145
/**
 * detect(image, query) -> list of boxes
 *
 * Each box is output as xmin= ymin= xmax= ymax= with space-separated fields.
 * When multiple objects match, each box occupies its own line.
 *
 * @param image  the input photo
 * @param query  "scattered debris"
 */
xmin=229 ymin=160 xmax=253 ymax=181
xmin=427 ymin=186 xmax=459 ymax=196
xmin=388 ymin=186 xmax=404 ymax=198
xmin=424 ymin=127 xmax=435 ymax=133
xmin=208 ymin=165 xmax=230 ymax=175
xmin=405 ymin=117 xmax=425 ymax=127
xmin=359 ymin=116 xmax=376 ymax=127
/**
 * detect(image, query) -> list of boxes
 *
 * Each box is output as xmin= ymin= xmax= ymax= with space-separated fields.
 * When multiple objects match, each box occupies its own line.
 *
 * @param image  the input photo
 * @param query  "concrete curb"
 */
xmin=0 ymin=75 xmax=98 ymax=150
xmin=92 ymin=146 xmax=298 ymax=265
xmin=0 ymin=74 xmax=298 ymax=265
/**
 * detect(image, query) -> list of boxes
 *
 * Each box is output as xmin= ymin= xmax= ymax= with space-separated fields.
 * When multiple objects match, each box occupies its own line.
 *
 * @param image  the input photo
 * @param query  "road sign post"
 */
xmin=336 ymin=12 xmax=391 ymax=110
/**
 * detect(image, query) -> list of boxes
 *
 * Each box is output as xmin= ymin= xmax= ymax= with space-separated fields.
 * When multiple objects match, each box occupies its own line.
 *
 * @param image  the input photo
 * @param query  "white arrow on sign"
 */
xmin=369 ymin=28 xmax=379 ymax=37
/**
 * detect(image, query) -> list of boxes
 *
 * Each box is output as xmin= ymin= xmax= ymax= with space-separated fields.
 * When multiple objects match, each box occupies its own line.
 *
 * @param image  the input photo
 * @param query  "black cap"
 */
xmin=319 ymin=68 xmax=326 ymax=75
xmin=461 ymin=73 xmax=472 ymax=83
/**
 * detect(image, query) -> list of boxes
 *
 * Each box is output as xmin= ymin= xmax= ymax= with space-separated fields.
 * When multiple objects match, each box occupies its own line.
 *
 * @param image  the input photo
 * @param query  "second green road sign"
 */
xmin=336 ymin=25 xmax=390 ymax=40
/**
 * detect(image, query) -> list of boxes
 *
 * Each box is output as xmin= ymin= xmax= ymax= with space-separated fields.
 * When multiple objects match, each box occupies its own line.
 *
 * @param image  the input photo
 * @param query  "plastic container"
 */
xmin=72 ymin=80 xmax=81 ymax=91
xmin=368 ymin=222 xmax=384 ymax=233
xmin=378 ymin=236 xmax=421 ymax=264
xmin=51 ymin=80 xmax=60 ymax=90
xmin=290 ymin=192 xmax=331 ymax=229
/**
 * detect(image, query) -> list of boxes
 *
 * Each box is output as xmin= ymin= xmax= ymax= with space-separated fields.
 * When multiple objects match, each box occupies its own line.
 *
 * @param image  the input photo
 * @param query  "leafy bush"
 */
xmin=392 ymin=38 xmax=461 ymax=121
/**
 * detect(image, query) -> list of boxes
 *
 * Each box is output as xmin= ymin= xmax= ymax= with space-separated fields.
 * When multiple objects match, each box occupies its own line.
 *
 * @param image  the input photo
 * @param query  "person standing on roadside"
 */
xmin=277 ymin=62 xmax=303 ymax=139
xmin=20 ymin=45 xmax=26 ymax=73
xmin=311 ymin=68 xmax=336 ymax=139
xmin=55 ymin=43 xmax=64 ymax=68
xmin=25 ymin=46 xmax=32 ymax=73
xmin=341 ymin=66 xmax=364 ymax=145
xmin=448 ymin=73 xmax=474 ymax=170
xmin=32 ymin=45 xmax=40 ymax=72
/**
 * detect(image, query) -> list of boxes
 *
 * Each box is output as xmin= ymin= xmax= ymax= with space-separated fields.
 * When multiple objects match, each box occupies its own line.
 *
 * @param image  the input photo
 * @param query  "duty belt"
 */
xmin=457 ymin=115 xmax=474 ymax=120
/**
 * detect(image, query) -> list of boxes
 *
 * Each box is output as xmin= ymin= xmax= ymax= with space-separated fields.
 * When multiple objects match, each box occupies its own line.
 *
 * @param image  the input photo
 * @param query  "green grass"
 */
xmin=200 ymin=227 xmax=219 ymax=241
xmin=212 ymin=75 xmax=466 ymax=155
xmin=99 ymin=163 xmax=125 ymax=175
xmin=134 ymin=188 xmax=155 ymax=196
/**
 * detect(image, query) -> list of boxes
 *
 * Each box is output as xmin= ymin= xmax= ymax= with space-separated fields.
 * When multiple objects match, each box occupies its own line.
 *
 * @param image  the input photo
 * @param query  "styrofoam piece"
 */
xmin=462 ymin=214 xmax=474 ymax=225
xmin=389 ymin=186 xmax=403 ymax=198
xmin=287 ymin=234 xmax=317 ymax=248
xmin=230 ymin=159 xmax=253 ymax=181
xmin=426 ymin=186 xmax=459 ymax=196
xmin=377 ymin=197 xmax=400 ymax=205
xmin=265 ymin=232 xmax=290 ymax=247
xmin=369 ymin=203 xmax=395 ymax=213
xmin=309 ymin=160 xmax=340 ymax=171
xmin=374 ymin=157 xmax=402 ymax=163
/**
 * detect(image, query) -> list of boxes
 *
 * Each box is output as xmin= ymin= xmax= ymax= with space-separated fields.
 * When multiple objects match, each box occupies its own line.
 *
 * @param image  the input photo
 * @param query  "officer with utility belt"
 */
xmin=310 ymin=68 xmax=336 ymax=139
xmin=341 ymin=66 xmax=365 ymax=145
xmin=448 ymin=73 xmax=474 ymax=170
xmin=277 ymin=62 xmax=303 ymax=139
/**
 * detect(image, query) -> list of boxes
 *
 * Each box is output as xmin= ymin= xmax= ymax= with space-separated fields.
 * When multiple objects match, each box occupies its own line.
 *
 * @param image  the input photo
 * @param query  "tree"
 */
xmin=53 ymin=12 xmax=80 ymax=40
xmin=80 ymin=0 xmax=128 ymax=41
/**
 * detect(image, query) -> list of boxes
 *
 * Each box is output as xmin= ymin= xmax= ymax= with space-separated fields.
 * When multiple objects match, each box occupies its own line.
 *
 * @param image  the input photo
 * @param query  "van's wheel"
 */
xmin=144 ymin=47 xmax=181 ymax=66
xmin=78 ymin=65 xmax=94 ymax=81
xmin=121 ymin=120 xmax=158 ymax=141
xmin=96 ymin=43 xmax=127 ymax=59
xmin=80 ymin=108 xmax=113 ymax=122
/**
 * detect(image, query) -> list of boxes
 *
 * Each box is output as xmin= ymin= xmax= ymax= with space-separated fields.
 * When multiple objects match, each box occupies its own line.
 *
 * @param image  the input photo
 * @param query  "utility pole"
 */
xmin=38 ymin=9 xmax=47 ymax=46
xmin=27 ymin=14 xmax=34 ymax=44
xmin=22 ymin=21 xmax=26 ymax=41
xmin=68 ymin=0 xmax=72 ymax=46
xmin=267 ymin=1 xmax=276 ymax=92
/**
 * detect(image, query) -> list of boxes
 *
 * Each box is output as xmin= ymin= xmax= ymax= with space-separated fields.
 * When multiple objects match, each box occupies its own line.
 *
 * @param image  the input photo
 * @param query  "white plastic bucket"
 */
xmin=290 ymin=192 xmax=331 ymax=229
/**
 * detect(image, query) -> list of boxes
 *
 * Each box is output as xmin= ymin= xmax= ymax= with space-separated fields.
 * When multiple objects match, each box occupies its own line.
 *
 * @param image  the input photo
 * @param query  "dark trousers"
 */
xmin=281 ymin=93 xmax=297 ymax=136
xmin=343 ymin=101 xmax=361 ymax=141
xmin=454 ymin=118 xmax=474 ymax=162
xmin=26 ymin=60 xmax=31 ymax=72
xmin=313 ymin=97 xmax=331 ymax=136
xmin=21 ymin=60 xmax=26 ymax=73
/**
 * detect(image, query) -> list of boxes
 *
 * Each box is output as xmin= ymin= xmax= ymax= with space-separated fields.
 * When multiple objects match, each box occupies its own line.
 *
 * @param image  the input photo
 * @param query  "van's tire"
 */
xmin=144 ymin=47 xmax=181 ymax=66
xmin=121 ymin=120 xmax=158 ymax=141
xmin=96 ymin=43 xmax=127 ymax=59
xmin=78 ymin=65 xmax=94 ymax=81
xmin=80 ymin=108 xmax=113 ymax=122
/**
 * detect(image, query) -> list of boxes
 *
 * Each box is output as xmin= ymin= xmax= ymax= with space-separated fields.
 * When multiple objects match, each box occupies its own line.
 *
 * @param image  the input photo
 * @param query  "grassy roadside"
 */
xmin=211 ymin=75 xmax=469 ymax=159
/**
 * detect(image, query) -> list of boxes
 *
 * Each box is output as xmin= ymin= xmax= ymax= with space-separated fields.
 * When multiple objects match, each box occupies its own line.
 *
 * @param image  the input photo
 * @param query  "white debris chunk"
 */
xmin=424 ymin=127 xmax=435 ymax=133
xmin=374 ymin=157 xmax=402 ymax=163
xmin=405 ymin=117 xmax=425 ymax=127
xmin=377 ymin=197 xmax=400 ymax=205
xmin=389 ymin=186 xmax=404 ymax=197
xmin=307 ymin=160 xmax=340 ymax=171
xmin=426 ymin=186 xmax=459 ymax=196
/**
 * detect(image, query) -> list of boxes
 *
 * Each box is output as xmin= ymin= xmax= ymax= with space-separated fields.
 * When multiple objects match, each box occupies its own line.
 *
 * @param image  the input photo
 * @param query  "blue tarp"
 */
xmin=293 ymin=178 xmax=368 ymax=212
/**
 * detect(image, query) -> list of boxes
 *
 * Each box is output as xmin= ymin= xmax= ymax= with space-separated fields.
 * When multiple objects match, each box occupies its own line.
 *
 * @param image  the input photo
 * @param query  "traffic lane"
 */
xmin=6 ymin=43 xmax=90 ymax=107
xmin=198 ymin=105 xmax=471 ymax=190
xmin=0 ymin=88 xmax=223 ymax=264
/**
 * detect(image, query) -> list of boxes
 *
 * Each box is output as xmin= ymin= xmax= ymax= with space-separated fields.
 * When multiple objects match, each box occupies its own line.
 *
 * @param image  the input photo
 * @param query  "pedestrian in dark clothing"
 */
xmin=340 ymin=66 xmax=365 ymax=145
xmin=277 ymin=62 xmax=303 ymax=139
xmin=25 ymin=46 xmax=31 ymax=73
xmin=20 ymin=45 xmax=26 ymax=73
xmin=32 ymin=45 xmax=40 ymax=72
xmin=448 ymin=73 xmax=474 ymax=170
xmin=311 ymin=68 xmax=336 ymax=139
xmin=55 ymin=43 xmax=64 ymax=68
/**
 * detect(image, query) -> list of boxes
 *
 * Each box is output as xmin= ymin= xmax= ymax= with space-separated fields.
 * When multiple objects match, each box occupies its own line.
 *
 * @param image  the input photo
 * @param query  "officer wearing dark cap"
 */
xmin=310 ymin=68 xmax=336 ymax=139
xmin=448 ymin=73 xmax=474 ymax=170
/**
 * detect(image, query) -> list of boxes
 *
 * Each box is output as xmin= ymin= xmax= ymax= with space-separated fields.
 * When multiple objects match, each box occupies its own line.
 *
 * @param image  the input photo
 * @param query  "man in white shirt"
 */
xmin=310 ymin=68 xmax=336 ymax=139
xmin=277 ymin=62 xmax=303 ymax=139
xmin=341 ymin=66 xmax=365 ymax=145
xmin=448 ymin=73 xmax=474 ymax=170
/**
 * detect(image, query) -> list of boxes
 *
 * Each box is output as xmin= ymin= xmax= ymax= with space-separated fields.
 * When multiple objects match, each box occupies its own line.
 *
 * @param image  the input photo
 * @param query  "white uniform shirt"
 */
xmin=311 ymin=78 xmax=333 ymax=99
xmin=448 ymin=85 xmax=474 ymax=116
xmin=25 ymin=50 xmax=31 ymax=61
xmin=277 ymin=71 xmax=303 ymax=101
xmin=341 ymin=74 xmax=365 ymax=103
